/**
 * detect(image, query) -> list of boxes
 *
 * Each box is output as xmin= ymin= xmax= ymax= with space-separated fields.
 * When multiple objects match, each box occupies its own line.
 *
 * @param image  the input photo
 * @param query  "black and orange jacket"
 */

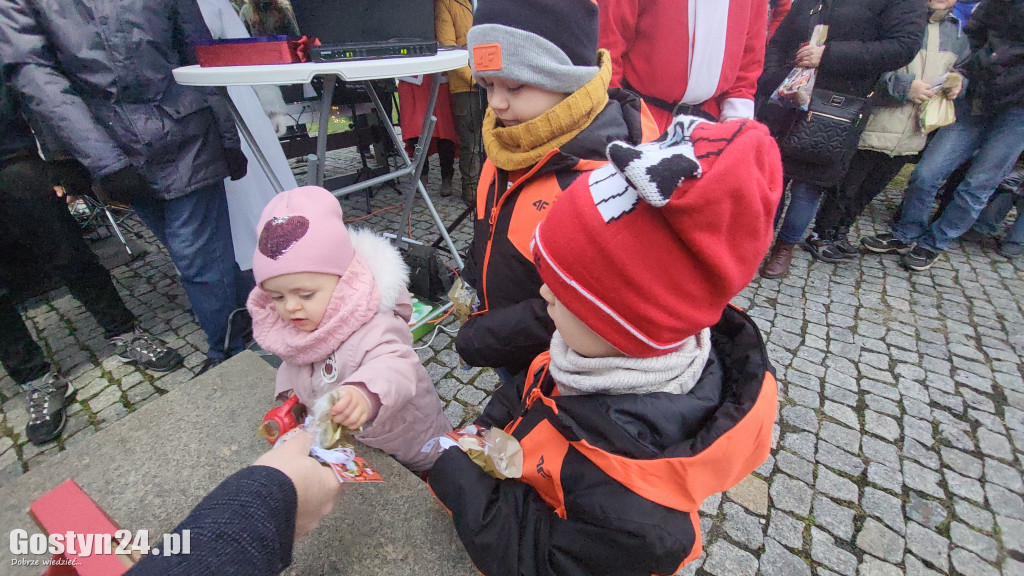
xmin=455 ymin=88 xmax=658 ymax=375
xmin=430 ymin=306 xmax=778 ymax=576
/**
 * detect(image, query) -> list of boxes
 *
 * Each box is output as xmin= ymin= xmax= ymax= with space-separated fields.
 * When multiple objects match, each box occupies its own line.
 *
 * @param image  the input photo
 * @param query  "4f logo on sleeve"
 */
xmin=536 ymin=455 xmax=552 ymax=478
xmin=532 ymin=199 xmax=550 ymax=212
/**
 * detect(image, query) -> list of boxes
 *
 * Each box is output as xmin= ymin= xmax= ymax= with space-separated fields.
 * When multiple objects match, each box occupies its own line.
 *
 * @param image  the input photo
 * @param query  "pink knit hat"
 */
xmin=252 ymin=186 xmax=355 ymax=285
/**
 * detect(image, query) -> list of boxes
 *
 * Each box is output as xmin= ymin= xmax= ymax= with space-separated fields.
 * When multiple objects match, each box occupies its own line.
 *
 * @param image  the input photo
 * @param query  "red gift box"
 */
xmin=195 ymin=37 xmax=316 ymax=67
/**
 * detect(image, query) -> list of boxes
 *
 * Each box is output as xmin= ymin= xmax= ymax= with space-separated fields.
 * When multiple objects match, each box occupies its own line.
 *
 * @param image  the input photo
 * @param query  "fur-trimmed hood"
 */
xmin=348 ymin=228 xmax=410 ymax=316
xmin=248 ymin=228 xmax=412 ymax=365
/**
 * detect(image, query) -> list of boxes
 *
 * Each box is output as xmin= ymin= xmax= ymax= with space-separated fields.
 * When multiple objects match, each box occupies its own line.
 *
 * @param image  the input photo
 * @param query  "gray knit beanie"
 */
xmin=467 ymin=0 xmax=601 ymax=94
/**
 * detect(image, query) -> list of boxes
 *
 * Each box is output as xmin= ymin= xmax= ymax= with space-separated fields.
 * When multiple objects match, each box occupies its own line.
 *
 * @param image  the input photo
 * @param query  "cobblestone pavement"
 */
xmin=2 ymin=147 xmax=1022 ymax=576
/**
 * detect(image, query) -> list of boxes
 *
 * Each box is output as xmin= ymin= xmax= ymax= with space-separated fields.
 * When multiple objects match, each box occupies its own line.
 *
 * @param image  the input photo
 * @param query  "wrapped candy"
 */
xmin=440 ymin=426 xmax=524 ymax=479
xmin=771 ymin=25 xmax=829 ymax=111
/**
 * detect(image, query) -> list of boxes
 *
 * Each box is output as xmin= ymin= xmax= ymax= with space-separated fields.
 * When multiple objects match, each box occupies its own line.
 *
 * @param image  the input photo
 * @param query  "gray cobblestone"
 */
xmin=782 ymin=431 xmax=817 ymax=462
xmin=766 ymin=511 xmax=805 ymax=550
xmin=703 ymin=540 xmax=758 ymax=576
xmin=954 ymin=499 xmax=994 ymax=532
xmin=940 ymin=446 xmax=983 ymax=478
xmin=862 ymin=487 xmax=905 ymax=535
xmin=813 ymin=494 xmax=855 ymax=540
xmin=864 ymin=410 xmax=901 ymax=441
xmin=811 ymin=527 xmax=857 ymax=576
xmin=950 ymin=522 xmax=998 ymax=563
xmin=945 ymin=469 xmax=986 ymax=503
xmin=866 ymin=462 xmax=903 ymax=493
xmin=816 ymin=467 xmax=859 ymax=503
xmin=761 ymin=539 xmax=812 ymax=576
xmin=949 ymin=549 xmax=998 ymax=576
xmin=985 ymin=484 xmax=1024 ymax=519
xmin=998 ymin=515 xmax=1024 ymax=554
xmin=776 ymin=451 xmax=814 ymax=483
xmin=817 ymin=441 xmax=865 ymax=477
xmin=771 ymin=474 xmax=812 ymax=516
xmin=903 ymin=438 xmax=940 ymax=469
xmin=907 ymin=493 xmax=948 ymax=529
xmin=856 ymin=518 xmax=905 ymax=563
xmin=977 ymin=428 xmax=1013 ymax=461
xmin=721 ymin=502 xmax=763 ymax=550
xmin=983 ymin=458 xmax=1023 ymax=493
xmin=904 ymin=460 xmax=945 ymax=498
xmin=906 ymin=521 xmax=950 ymax=573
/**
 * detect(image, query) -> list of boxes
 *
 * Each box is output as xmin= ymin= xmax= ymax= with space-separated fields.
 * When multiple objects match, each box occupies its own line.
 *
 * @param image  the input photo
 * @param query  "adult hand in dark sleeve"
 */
xmin=97 ymin=166 xmax=158 ymax=204
xmin=48 ymin=158 xmax=94 ymax=200
xmin=223 ymin=148 xmax=249 ymax=181
xmin=127 ymin=430 xmax=340 ymax=576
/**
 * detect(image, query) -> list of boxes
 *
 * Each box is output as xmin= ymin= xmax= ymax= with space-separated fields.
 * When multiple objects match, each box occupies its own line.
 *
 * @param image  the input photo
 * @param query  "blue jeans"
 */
xmin=973 ymin=190 xmax=1024 ymax=246
xmin=893 ymin=106 xmax=1024 ymax=252
xmin=133 ymin=182 xmax=243 ymax=359
xmin=777 ymin=181 xmax=825 ymax=244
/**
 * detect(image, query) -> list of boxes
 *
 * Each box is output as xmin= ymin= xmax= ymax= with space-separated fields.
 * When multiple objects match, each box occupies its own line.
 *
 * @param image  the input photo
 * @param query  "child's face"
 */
xmin=479 ymin=76 xmax=568 ymax=127
xmin=540 ymin=283 xmax=624 ymax=358
xmin=927 ymin=0 xmax=955 ymax=10
xmin=262 ymin=272 xmax=340 ymax=332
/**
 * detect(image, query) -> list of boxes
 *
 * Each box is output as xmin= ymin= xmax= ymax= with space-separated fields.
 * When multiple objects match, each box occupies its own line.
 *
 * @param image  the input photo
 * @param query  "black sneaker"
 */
xmin=902 ymin=246 xmax=941 ymax=271
xmin=861 ymin=233 xmax=916 ymax=254
xmin=833 ymin=229 xmax=860 ymax=257
xmin=25 ymin=373 xmax=77 ymax=446
xmin=110 ymin=327 xmax=183 ymax=372
xmin=802 ymin=234 xmax=847 ymax=264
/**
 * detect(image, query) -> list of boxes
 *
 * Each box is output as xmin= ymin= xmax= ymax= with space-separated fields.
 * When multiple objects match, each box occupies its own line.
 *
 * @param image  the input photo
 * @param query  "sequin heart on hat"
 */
xmin=258 ymin=215 xmax=310 ymax=260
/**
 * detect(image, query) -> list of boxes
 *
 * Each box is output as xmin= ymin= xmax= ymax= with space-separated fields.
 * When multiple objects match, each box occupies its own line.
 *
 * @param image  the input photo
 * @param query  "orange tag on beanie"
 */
xmin=473 ymin=44 xmax=503 ymax=71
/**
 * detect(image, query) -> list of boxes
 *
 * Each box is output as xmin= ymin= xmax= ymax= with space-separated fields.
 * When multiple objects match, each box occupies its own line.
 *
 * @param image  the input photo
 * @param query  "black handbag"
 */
xmin=775 ymin=0 xmax=873 ymax=187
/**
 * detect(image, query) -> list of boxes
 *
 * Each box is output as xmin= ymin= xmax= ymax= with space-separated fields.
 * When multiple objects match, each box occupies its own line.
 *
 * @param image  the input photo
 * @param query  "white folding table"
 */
xmin=172 ymin=50 xmax=468 ymax=268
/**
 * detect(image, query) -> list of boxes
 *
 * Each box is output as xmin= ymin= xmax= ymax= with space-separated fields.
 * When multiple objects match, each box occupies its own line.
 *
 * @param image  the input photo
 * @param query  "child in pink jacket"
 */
xmin=247 ymin=186 xmax=451 ymax=472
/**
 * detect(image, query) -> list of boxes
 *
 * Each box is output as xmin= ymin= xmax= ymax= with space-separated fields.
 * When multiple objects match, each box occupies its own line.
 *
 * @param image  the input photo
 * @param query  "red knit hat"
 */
xmin=533 ymin=117 xmax=783 ymax=357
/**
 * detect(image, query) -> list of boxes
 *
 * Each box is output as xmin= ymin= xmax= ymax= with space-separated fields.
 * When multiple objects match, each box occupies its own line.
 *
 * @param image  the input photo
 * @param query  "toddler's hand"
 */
xmin=330 ymin=386 xmax=371 ymax=430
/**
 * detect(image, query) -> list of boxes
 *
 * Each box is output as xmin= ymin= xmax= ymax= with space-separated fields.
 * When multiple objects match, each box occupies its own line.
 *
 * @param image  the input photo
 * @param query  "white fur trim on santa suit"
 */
xmin=682 ymin=0 xmax=730 ymax=106
xmin=720 ymin=97 xmax=755 ymax=121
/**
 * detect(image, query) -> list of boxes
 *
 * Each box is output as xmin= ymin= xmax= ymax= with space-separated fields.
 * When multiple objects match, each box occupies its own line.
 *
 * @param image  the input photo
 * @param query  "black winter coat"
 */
xmin=431 ymin=307 xmax=778 ymax=576
xmin=759 ymin=0 xmax=928 ymax=99
xmin=456 ymin=89 xmax=656 ymax=376
xmin=963 ymin=0 xmax=1024 ymax=111
xmin=0 ymin=65 xmax=35 ymax=164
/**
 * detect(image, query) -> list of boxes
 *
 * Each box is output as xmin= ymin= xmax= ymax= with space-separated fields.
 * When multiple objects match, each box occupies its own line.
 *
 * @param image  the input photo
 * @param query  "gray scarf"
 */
xmin=549 ymin=328 xmax=712 ymax=396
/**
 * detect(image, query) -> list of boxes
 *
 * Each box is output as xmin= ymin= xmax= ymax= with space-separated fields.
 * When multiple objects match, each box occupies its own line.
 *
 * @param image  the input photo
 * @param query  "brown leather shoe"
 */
xmin=761 ymin=242 xmax=796 ymax=279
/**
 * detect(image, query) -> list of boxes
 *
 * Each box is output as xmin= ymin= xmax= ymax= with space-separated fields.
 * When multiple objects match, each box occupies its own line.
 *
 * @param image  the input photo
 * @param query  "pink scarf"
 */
xmin=247 ymin=253 xmax=380 ymax=365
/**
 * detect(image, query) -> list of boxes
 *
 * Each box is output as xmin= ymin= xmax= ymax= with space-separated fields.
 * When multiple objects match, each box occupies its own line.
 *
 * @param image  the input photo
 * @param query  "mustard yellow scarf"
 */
xmin=482 ymin=50 xmax=612 ymax=171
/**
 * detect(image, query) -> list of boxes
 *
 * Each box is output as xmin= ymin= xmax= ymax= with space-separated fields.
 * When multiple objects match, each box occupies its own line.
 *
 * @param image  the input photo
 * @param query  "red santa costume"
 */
xmin=598 ymin=0 xmax=767 ymax=130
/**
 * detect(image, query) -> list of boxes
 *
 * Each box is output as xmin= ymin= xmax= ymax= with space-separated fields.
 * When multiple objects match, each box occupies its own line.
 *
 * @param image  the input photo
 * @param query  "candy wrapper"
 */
xmin=447 ymin=276 xmax=478 ymax=324
xmin=771 ymin=24 xmax=829 ymax=111
xmin=306 ymin=390 xmax=384 ymax=483
xmin=437 ymin=425 xmax=523 ymax=479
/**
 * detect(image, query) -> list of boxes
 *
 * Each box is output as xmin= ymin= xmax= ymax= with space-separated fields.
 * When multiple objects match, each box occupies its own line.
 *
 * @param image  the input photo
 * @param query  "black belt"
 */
xmin=622 ymin=79 xmax=717 ymax=122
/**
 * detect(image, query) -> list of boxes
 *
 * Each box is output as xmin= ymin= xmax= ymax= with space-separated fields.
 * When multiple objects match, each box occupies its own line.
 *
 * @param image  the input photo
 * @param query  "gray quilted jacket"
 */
xmin=0 ymin=0 xmax=239 ymax=200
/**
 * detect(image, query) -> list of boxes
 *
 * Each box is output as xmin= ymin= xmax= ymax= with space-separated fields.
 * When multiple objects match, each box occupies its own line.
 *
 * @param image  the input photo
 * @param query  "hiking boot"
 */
xmin=802 ymin=233 xmax=847 ymax=264
xmin=761 ymin=242 xmax=796 ymax=279
xmin=439 ymin=177 xmax=453 ymax=197
xmin=902 ymin=246 xmax=941 ymax=271
xmin=461 ymin=184 xmax=476 ymax=207
xmin=998 ymin=241 xmax=1023 ymax=258
xmin=861 ymin=233 xmax=915 ymax=254
xmin=25 ymin=373 xmax=77 ymax=446
xmin=110 ymin=327 xmax=182 ymax=372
